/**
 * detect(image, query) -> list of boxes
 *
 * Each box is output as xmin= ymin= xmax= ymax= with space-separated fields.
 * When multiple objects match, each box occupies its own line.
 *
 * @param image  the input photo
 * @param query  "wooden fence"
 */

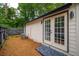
xmin=0 ymin=27 xmax=7 ymax=48
xmin=6 ymin=28 xmax=24 ymax=35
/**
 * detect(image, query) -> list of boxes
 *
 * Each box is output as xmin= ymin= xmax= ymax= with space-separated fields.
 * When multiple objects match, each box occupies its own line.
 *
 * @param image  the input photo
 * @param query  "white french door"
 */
xmin=43 ymin=13 xmax=67 ymax=51
xmin=43 ymin=18 xmax=52 ymax=45
xmin=53 ymin=13 xmax=67 ymax=51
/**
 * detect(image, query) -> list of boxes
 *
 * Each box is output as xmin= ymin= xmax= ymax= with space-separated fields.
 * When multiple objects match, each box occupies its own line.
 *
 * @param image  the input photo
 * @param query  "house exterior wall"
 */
xmin=25 ymin=4 xmax=79 ymax=56
xmin=25 ymin=25 xmax=31 ymax=37
xmin=75 ymin=4 xmax=79 ymax=56
xmin=68 ymin=4 xmax=77 ymax=55
xmin=25 ymin=19 xmax=43 ymax=43
xmin=76 ymin=4 xmax=79 ymax=56
xmin=68 ymin=4 xmax=79 ymax=55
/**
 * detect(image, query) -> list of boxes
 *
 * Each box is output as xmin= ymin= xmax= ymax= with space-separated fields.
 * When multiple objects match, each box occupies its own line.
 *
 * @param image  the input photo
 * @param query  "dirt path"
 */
xmin=0 ymin=35 xmax=41 ymax=56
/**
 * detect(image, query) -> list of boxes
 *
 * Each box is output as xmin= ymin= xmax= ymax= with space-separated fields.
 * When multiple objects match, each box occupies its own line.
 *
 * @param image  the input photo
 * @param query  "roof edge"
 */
xmin=26 ymin=3 xmax=72 ymax=24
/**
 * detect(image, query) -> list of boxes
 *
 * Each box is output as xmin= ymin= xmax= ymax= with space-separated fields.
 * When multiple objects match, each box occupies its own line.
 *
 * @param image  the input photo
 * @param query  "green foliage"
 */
xmin=0 ymin=3 xmax=64 ymax=28
xmin=0 ymin=4 xmax=16 ymax=28
xmin=7 ymin=7 xmax=16 ymax=20
xmin=18 ymin=3 xmax=64 ymax=22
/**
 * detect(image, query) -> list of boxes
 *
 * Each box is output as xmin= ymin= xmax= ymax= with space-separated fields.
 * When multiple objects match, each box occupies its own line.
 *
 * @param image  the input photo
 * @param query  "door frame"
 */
xmin=43 ymin=18 xmax=52 ymax=45
xmin=42 ymin=11 xmax=69 ymax=52
xmin=53 ymin=12 xmax=68 ymax=51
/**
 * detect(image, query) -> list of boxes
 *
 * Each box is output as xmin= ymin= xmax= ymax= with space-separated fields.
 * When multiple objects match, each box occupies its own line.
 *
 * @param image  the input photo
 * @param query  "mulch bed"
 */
xmin=0 ymin=35 xmax=41 ymax=56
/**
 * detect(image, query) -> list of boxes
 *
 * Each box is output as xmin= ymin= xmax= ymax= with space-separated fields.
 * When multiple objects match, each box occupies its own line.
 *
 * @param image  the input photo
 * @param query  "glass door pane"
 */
xmin=45 ymin=20 xmax=51 ymax=41
xmin=54 ymin=16 xmax=64 ymax=45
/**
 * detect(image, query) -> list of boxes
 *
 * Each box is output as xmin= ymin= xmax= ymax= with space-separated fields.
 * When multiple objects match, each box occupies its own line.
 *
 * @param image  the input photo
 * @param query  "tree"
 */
xmin=0 ymin=3 xmax=17 ymax=28
xmin=0 ymin=3 xmax=64 ymax=28
xmin=18 ymin=3 xmax=64 ymax=22
xmin=7 ymin=7 xmax=16 ymax=20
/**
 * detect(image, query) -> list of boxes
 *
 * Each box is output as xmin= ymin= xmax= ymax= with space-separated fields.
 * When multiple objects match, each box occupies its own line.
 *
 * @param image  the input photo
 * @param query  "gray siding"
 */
xmin=69 ymin=4 xmax=79 ymax=55
xmin=69 ymin=4 xmax=77 ymax=55
xmin=75 ymin=4 xmax=79 ymax=55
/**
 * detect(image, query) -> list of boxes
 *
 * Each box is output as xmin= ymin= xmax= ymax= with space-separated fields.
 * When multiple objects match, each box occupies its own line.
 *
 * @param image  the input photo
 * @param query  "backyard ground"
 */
xmin=0 ymin=35 xmax=41 ymax=56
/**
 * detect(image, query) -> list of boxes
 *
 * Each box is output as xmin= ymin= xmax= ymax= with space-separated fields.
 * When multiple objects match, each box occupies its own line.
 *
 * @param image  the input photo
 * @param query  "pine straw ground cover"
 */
xmin=0 ymin=35 xmax=41 ymax=56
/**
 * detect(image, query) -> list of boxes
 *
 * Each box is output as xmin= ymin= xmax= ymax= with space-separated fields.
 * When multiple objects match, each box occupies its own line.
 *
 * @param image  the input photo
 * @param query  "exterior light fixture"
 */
xmin=70 ymin=11 xmax=74 ymax=19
